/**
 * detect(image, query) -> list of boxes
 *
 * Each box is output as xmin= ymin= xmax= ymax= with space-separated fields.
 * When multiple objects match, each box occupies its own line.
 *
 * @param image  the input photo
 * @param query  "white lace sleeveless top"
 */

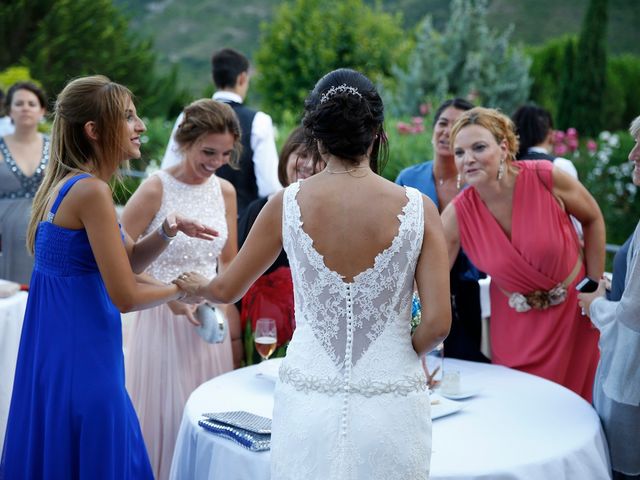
xmin=280 ymin=182 xmax=427 ymax=397
xmin=144 ymin=170 xmax=228 ymax=283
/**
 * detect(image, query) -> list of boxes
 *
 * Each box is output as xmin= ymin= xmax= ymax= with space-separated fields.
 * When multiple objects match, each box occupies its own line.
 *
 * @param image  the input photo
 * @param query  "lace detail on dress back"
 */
xmin=145 ymin=171 xmax=228 ymax=283
xmin=282 ymin=182 xmax=424 ymax=372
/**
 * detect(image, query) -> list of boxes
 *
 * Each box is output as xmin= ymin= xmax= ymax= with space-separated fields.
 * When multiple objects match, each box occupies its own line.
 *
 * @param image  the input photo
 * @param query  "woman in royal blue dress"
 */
xmin=0 ymin=75 xmax=216 ymax=480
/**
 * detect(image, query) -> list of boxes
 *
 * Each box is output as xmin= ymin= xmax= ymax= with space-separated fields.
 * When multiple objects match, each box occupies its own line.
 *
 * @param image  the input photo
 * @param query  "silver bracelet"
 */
xmin=157 ymin=222 xmax=177 ymax=242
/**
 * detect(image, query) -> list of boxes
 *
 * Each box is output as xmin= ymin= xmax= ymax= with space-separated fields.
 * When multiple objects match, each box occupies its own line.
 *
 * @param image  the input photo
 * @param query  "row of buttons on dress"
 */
xmin=340 ymin=283 xmax=354 ymax=440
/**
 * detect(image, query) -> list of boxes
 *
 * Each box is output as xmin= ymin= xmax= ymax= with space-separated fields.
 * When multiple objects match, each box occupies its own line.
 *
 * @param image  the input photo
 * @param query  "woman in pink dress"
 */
xmin=441 ymin=107 xmax=604 ymax=401
xmin=122 ymin=99 xmax=239 ymax=479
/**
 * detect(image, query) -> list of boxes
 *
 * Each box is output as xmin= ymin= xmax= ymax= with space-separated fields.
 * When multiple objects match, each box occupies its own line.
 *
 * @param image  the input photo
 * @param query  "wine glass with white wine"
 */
xmin=254 ymin=318 xmax=277 ymax=361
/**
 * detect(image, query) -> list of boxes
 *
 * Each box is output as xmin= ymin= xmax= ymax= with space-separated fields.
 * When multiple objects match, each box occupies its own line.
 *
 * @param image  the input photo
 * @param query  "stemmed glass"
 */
xmin=254 ymin=318 xmax=277 ymax=362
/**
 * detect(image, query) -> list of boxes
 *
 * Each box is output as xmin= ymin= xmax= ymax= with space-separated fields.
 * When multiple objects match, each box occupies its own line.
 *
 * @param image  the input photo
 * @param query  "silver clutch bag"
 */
xmin=195 ymin=303 xmax=228 ymax=344
xmin=199 ymin=411 xmax=272 ymax=451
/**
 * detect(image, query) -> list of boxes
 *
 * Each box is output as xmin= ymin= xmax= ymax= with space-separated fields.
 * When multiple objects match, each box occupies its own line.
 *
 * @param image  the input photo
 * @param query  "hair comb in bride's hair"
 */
xmin=320 ymin=84 xmax=362 ymax=104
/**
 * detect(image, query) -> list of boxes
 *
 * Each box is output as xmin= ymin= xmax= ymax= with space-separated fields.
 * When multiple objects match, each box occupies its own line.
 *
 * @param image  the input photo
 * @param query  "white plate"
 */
xmin=438 ymin=387 xmax=482 ymax=400
xmin=430 ymin=394 xmax=464 ymax=420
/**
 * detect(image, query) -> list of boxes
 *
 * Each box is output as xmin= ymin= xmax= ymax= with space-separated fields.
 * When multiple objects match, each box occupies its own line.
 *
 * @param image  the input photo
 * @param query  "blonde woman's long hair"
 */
xmin=26 ymin=75 xmax=133 ymax=254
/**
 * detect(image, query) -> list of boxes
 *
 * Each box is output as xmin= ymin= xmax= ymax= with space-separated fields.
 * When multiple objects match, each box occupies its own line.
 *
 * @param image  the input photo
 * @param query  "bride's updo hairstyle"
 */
xmin=302 ymin=68 xmax=388 ymax=174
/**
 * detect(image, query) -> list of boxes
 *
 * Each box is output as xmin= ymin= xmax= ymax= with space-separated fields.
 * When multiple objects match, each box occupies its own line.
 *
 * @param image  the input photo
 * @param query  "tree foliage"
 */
xmin=0 ymin=0 xmax=185 ymax=118
xmin=527 ymin=36 xmax=575 ymax=120
xmin=254 ymin=0 xmax=410 ymax=122
xmin=559 ymin=0 xmax=608 ymax=135
xmin=556 ymin=39 xmax=577 ymax=131
xmin=0 ymin=67 xmax=36 ymax=92
xmin=388 ymin=0 xmax=531 ymax=116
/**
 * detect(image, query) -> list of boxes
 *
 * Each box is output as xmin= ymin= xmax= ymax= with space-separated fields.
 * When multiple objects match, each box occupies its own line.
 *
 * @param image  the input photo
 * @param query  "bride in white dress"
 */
xmin=175 ymin=68 xmax=452 ymax=480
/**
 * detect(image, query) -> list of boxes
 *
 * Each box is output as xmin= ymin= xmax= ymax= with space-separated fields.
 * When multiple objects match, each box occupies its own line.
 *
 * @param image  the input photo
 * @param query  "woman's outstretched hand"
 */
xmin=167 ymin=300 xmax=201 ymax=326
xmin=174 ymin=271 xmax=210 ymax=298
xmin=164 ymin=212 xmax=218 ymax=240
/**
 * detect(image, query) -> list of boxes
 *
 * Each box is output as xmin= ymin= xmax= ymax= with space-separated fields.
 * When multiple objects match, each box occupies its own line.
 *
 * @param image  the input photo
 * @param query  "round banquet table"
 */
xmin=170 ymin=358 xmax=610 ymax=480
xmin=0 ymin=291 xmax=28 ymax=445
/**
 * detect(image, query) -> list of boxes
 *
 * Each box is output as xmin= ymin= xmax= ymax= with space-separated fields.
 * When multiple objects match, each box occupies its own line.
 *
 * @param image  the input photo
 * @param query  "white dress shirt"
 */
xmin=528 ymin=146 xmax=578 ymax=179
xmin=590 ymin=221 xmax=640 ymax=405
xmin=0 ymin=117 xmax=14 ymax=137
xmin=161 ymin=92 xmax=281 ymax=197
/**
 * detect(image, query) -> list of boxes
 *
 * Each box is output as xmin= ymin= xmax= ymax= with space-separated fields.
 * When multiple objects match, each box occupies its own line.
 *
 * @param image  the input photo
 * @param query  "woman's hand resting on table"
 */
xmin=577 ymin=278 xmax=607 ymax=318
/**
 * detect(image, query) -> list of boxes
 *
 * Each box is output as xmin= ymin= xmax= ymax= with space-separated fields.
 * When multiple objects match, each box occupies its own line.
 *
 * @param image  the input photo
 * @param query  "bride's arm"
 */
xmin=412 ymin=195 xmax=452 ymax=356
xmin=175 ymin=190 xmax=285 ymax=303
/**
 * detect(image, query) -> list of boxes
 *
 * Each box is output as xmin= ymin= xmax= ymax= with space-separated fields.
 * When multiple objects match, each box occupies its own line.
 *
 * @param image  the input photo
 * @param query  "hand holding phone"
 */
xmin=576 ymin=277 xmax=599 ymax=293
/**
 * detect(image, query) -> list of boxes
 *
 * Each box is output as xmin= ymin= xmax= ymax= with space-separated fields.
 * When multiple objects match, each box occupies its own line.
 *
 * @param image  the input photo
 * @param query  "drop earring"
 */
xmin=456 ymin=173 xmax=462 ymax=190
xmin=497 ymin=158 xmax=505 ymax=181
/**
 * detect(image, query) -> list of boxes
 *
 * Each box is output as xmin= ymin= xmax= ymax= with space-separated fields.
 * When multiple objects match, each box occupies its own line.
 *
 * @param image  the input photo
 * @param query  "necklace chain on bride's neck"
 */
xmin=325 ymin=164 xmax=368 ymax=175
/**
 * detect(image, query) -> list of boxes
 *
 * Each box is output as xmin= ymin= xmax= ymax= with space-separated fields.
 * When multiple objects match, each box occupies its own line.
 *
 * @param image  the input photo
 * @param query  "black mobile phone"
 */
xmin=576 ymin=277 xmax=599 ymax=293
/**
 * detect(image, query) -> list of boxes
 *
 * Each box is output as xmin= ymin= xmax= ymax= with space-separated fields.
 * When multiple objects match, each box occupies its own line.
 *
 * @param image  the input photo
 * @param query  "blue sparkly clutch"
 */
xmin=198 ymin=411 xmax=271 ymax=452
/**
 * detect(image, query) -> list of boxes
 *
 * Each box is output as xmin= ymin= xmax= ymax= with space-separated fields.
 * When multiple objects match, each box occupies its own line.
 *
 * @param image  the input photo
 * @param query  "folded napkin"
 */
xmin=199 ymin=411 xmax=271 ymax=452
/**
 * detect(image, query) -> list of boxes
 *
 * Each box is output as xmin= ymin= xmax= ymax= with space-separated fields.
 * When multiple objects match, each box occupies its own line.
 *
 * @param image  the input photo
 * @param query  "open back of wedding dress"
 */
xmin=271 ymin=182 xmax=431 ymax=480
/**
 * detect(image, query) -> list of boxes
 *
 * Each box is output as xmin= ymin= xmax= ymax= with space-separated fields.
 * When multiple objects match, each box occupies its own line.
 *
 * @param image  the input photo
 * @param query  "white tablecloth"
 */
xmin=171 ymin=358 xmax=610 ymax=480
xmin=0 ymin=291 xmax=28 ymax=444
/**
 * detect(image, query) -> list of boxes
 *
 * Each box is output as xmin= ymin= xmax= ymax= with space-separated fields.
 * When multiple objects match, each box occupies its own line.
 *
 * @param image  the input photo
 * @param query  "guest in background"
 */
xmin=512 ymin=104 xmax=578 ymax=178
xmin=162 ymin=48 xmax=281 ymax=216
xmin=579 ymin=115 xmax=640 ymax=480
xmin=608 ymin=234 xmax=633 ymax=301
xmin=175 ymin=68 xmax=451 ymax=479
xmin=238 ymin=126 xmax=319 ymax=364
xmin=442 ymin=107 xmax=604 ymax=401
xmin=0 ymin=89 xmax=15 ymax=136
xmin=122 ymin=99 xmax=239 ymax=480
xmin=396 ymin=98 xmax=488 ymax=362
xmin=1 ymin=75 xmax=212 ymax=480
xmin=0 ymin=82 xmax=48 ymax=285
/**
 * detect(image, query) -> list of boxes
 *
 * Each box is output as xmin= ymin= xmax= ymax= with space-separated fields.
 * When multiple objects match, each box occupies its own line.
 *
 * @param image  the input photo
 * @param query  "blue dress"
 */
xmin=1 ymin=174 xmax=153 ymax=480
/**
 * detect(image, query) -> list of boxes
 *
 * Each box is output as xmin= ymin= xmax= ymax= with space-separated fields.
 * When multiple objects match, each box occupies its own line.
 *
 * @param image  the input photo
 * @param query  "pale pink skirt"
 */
xmin=124 ymin=304 xmax=233 ymax=480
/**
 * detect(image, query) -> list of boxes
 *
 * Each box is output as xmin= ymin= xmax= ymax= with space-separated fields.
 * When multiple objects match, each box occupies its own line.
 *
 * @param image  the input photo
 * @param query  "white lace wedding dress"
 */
xmin=271 ymin=182 xmax=432 ymax=480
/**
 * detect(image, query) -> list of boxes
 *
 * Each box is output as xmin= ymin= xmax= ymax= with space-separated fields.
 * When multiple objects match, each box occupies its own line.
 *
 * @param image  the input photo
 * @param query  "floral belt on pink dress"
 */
xmin=499 ymin=256 xmax=583 ymax=313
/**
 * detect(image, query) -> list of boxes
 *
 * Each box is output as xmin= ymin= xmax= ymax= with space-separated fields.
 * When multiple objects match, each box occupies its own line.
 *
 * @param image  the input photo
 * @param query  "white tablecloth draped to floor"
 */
xmin=170 ymin=357 xmax=610 ymax=480
xmin=0 ymin=291 xmax=28 ymax=445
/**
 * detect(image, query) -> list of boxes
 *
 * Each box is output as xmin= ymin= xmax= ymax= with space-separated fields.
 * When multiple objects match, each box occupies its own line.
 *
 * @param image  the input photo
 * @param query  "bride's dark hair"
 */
xmin=302 ymin=68 xmax=388 ymax=174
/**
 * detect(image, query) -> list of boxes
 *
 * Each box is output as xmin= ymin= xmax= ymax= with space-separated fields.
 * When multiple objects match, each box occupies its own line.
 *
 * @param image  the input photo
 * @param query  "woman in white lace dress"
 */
xmin=122 ymin=99 xmax=239 ymax=480
xmin=176 ymin=69 xmax=451 ymax=480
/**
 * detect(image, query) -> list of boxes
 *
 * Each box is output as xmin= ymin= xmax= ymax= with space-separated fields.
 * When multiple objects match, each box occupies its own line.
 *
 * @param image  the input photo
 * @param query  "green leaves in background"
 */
xmin=254 ymin=0 xmax=410 ymax=123
xmin=1 ymin=0 xmax=187 ymax=119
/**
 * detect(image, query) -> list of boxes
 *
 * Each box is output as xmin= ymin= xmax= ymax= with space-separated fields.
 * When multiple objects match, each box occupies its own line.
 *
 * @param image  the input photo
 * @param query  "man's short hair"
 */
xmin=211 ymin=48 xmax=250 ymax=89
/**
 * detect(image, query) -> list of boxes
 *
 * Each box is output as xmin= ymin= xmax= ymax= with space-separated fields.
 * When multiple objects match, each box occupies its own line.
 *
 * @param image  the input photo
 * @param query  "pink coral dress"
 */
xmin=453 ymin=161 xmax=599 ymax=401
xmin=124 ymin=171 xmax=233 ymax=480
